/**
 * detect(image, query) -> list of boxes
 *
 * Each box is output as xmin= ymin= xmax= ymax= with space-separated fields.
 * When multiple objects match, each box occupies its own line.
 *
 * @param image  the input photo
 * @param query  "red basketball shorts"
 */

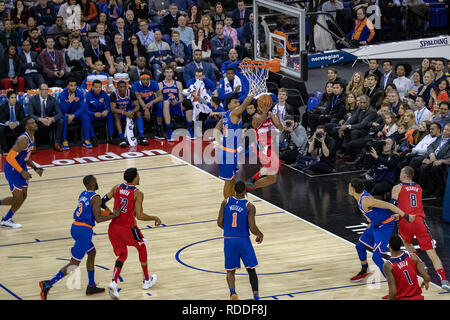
xmin=108 ymin=222 xmax=146 ymax=256
xmin=399 ymin=216 xmax=435 ymax=251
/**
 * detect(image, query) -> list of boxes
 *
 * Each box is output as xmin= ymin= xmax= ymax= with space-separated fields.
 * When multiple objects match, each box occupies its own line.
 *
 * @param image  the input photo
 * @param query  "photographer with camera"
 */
xmin=295 ymin=125 xmax=336 ymax=175
xmin=279 ymin=115 xmax=308 ymax=164
xmin=362 ymin=138 xmax=400 ymax=198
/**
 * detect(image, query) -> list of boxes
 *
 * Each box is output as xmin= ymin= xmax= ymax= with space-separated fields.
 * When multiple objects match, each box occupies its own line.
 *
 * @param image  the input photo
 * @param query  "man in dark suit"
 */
xmin=27 ymin=82 xmax=64 ymax=151
xmin=337 ymin=94 xmax=378 ymax=160
xmin=379 ymin=60 xmax=396 ymax=89
xmin=419 ymin=122 xmax=450 ymax=198
xmin=183 ymin=49 xmax=216 ymax=85
xmin=162 ymin=4 xmax=181 ymax=35
xmin=365 ymin=74 xmax=383 ymax=107
xmin=364 ymin=59 xmax=383 ymax=88
xmin=128 ymin=56 xmax=153 ymax=84
xmin=231 ymin=0 xmax=250 ymax=28
xmin=0 ymin=91 xmax=25 ymax=153
xmin=19 ymin=39 xmax=45 ymax=90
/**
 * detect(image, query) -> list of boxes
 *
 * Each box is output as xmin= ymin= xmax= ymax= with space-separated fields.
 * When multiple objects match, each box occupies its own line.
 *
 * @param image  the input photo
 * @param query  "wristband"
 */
xmin=389 ymin=199 xmax=398 ymax=206
xmin=101 ymin=194 xmax=110 ymax=209
xmin=404 ymin=214 xmax=410 ymax=222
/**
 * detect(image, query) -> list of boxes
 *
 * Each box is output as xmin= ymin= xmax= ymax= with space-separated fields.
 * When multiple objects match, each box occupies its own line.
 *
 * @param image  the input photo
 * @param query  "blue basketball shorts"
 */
xmin=4 ymin=167 xmax=28 ymax=192
xmin=218 ymin=150 xmax=238 ymax=180
xmin=359 ymin=221 xmax=395 ymax=254
xmin=169 ymin=102 xmax=184 ymax=117
xmin=224 ymin=237 xmax=258 ymax=271
xmin=70 ymin=224 xmax=95 ymax=261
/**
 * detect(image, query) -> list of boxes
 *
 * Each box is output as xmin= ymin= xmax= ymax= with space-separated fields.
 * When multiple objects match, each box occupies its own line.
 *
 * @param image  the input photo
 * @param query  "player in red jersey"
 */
xmin=101 ymin=167 xmax=162 ymax=299
xmin=391 ymin=166 xmax=450 ymax=292
xmin=245 ymin=93 xmax=283 ymax=191
xmin=383 ymin=234 xmax=430 ymax=300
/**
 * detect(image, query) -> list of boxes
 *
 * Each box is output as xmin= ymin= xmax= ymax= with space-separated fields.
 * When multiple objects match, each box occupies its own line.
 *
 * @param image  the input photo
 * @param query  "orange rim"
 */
xmin=239 ymin=58 xmax=281 ymax=73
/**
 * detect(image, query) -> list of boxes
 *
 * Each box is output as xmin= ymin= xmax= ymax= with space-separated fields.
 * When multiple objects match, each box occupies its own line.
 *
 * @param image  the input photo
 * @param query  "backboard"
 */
xmin=253 ymin=0 xmax=307 ymax=81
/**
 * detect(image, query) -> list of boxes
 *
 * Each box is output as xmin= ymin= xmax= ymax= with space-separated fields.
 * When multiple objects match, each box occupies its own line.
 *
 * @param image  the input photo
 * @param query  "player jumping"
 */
xmin=1 ymin=117 xmax=43 ymax=228
xmin=214 ymin=94 xmax=254 ymax=198
xmin=39 ymin=175 xmax=120 ymax=300
xmin=217 ymin=181 xmax=263 ymax=300
xmin=101 ymin=167 xmax=162 ymax=299
xmin=391 ymin=166 xmax=450 ymax=292
xmin=245 ymin=93 xmax=283 ymax=191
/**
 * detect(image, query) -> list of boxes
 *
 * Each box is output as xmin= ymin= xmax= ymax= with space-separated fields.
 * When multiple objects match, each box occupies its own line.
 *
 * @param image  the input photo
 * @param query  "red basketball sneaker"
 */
xmin=350 ymin=271 xmax=371 ymax=282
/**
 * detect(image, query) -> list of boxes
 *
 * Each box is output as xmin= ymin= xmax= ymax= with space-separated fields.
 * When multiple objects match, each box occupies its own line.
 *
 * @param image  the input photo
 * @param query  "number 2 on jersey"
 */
xmin=120 ymin=198 xmax=128 ymax=213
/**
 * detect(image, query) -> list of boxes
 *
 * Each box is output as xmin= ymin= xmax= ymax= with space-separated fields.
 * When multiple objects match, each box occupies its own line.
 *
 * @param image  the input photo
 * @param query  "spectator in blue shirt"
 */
xmin=86 ymin=79 xmax=114 ymax=143
xmin=211 ymin=23 xmax=233 ymax=71
xmin=58 ymin=78 xmax=95 ymax=150
xmin=170 ymin=30 xmax=191 ymax=66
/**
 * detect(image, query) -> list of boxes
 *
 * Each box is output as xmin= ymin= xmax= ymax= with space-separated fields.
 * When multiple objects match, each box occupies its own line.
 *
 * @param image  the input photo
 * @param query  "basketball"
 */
xmin=257 ymin=94 xmax=273 ymax=110
xmin=101 ymin=208 xmax=111 ymax=216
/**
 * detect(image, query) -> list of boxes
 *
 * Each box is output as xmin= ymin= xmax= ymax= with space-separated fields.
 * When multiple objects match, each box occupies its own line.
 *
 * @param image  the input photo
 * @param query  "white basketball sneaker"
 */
xmin=142 ymin=274 xmax=157 ymax=289
xmin=441 ymin=280 xmax=450 ymax=292
xmin=108 ymin=281 xmax=120 ymax=299
xmin=0 ymin=218 xmax=22 ymax=228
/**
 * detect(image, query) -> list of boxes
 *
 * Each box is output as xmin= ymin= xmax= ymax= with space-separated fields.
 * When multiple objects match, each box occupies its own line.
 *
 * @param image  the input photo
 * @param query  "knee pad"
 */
xmin=182 ymin=99 xmax=193 ymax=111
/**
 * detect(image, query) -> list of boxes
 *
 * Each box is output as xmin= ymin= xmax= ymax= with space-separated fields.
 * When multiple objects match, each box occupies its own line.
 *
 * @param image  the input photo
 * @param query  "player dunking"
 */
xmin=39 ymin=175 xmax=120 ymax=300
xmin=101 ymin=167 xmax=162 ymax=299
xmin=245 ymin=94 xmax=283 ymax=191
xmin=348 ymin=178 xmax=413 ymax=282
xmin=217 ymin=181 xmax=263 ymax=300
xmin=0 ymin=117 xmax=43 ymax=228
xmin=214 ymin=94 xmax=255 ymax=198
xmin=391 ymin=166 xmax=450 ymax=292
xmin=383 ymin=234 xmax=430 ymax=300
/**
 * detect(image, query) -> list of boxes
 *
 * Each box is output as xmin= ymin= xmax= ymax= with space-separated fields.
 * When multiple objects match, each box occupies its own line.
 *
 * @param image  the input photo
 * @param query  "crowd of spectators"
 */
xmin=0 ymin=0 xmax=261 ymax=151
xmin=301 ymin=58 xmax=450 ymax=198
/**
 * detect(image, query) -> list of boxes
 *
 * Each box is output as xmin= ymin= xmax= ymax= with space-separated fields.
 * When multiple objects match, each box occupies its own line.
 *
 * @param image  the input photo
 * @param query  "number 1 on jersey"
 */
xmin=231 ymin=212 xmax=238 ymax=228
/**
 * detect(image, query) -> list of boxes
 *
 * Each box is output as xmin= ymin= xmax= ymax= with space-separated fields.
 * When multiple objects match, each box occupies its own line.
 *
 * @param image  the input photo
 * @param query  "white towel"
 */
xmin=125 ymin=117 xmax=137 ymax=146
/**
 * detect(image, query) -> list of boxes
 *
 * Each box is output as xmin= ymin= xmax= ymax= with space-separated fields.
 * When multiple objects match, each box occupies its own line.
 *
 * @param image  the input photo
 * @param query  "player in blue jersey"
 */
xmin=213 ymin=94 xmax=255 ymax=198
xmin=39 ymin=175 xmax=120 ymax=300
xmin=217 ymin=181 xmax=263 ymax=300
xmin=348 ymin=178 xmax=414 ymax=282
xmin=159 ymin=67 xmax=194 ymax=141
xmin=110 ymin=80 xmax=149 ymax=147
xmin=131 ymin=73 xmax=164 ymax=139
xmin=58 ymin=78 xmax=95 ymax=150
xmin=86 ymin=80 xmax=115 ymax=144
xmin=0 ymin=117 xmax=43 ymax=229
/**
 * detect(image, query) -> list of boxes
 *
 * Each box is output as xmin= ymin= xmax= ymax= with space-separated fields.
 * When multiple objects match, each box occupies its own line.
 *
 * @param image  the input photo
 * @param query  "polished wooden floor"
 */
xmin=0 ymin=155 xmax=447 ymax=300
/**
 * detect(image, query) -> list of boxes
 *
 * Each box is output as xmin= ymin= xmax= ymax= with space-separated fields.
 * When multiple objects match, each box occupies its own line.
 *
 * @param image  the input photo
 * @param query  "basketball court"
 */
xmin=0 ymin=147 xmax=447 ymax=300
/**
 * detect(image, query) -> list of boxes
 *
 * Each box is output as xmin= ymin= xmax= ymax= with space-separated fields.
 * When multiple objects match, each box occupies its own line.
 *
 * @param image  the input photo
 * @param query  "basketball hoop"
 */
xmin=239 ymin=58 xmax=281 ymax=96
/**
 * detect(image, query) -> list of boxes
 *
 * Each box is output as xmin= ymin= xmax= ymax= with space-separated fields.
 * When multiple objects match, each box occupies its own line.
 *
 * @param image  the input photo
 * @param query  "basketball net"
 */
xmin=239 ymin=59 xmax=281 ymax=96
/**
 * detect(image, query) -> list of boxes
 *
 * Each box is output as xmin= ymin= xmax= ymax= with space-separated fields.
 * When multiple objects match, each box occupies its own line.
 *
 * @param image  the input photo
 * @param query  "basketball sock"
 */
xmin=3 ymin=209 xmax=14 ymax=221
xmin=253 ymin=294 xmax=259 ymax=300
xmin=157 ymin=117 xmax=163 ymax=126
xmin=361 ymin=263 xmax=368 ymax=274
xmin=187 ymin=121 xmax=193 ymax=128
xmin=136 ymin=117 xmax=144 ymax=137
xmin=113 ymin=260 xmax=124 ymax=283
xmin=87 ymin=270 xmax=95 ymax=286
xmin=437 ymin=269 xmax=447 ymax=281
xmin=166 ymin=123 xmax=172 ymax=130
xmin=141 ymin=263 xmax=149 ymax=281
xmin=229 ymin=288 xmax=236 ymax=296
xmin=119 ymin=132 xmax=124 ymax=139
xmin=50 ymin=271 xmax=65 ymax=286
